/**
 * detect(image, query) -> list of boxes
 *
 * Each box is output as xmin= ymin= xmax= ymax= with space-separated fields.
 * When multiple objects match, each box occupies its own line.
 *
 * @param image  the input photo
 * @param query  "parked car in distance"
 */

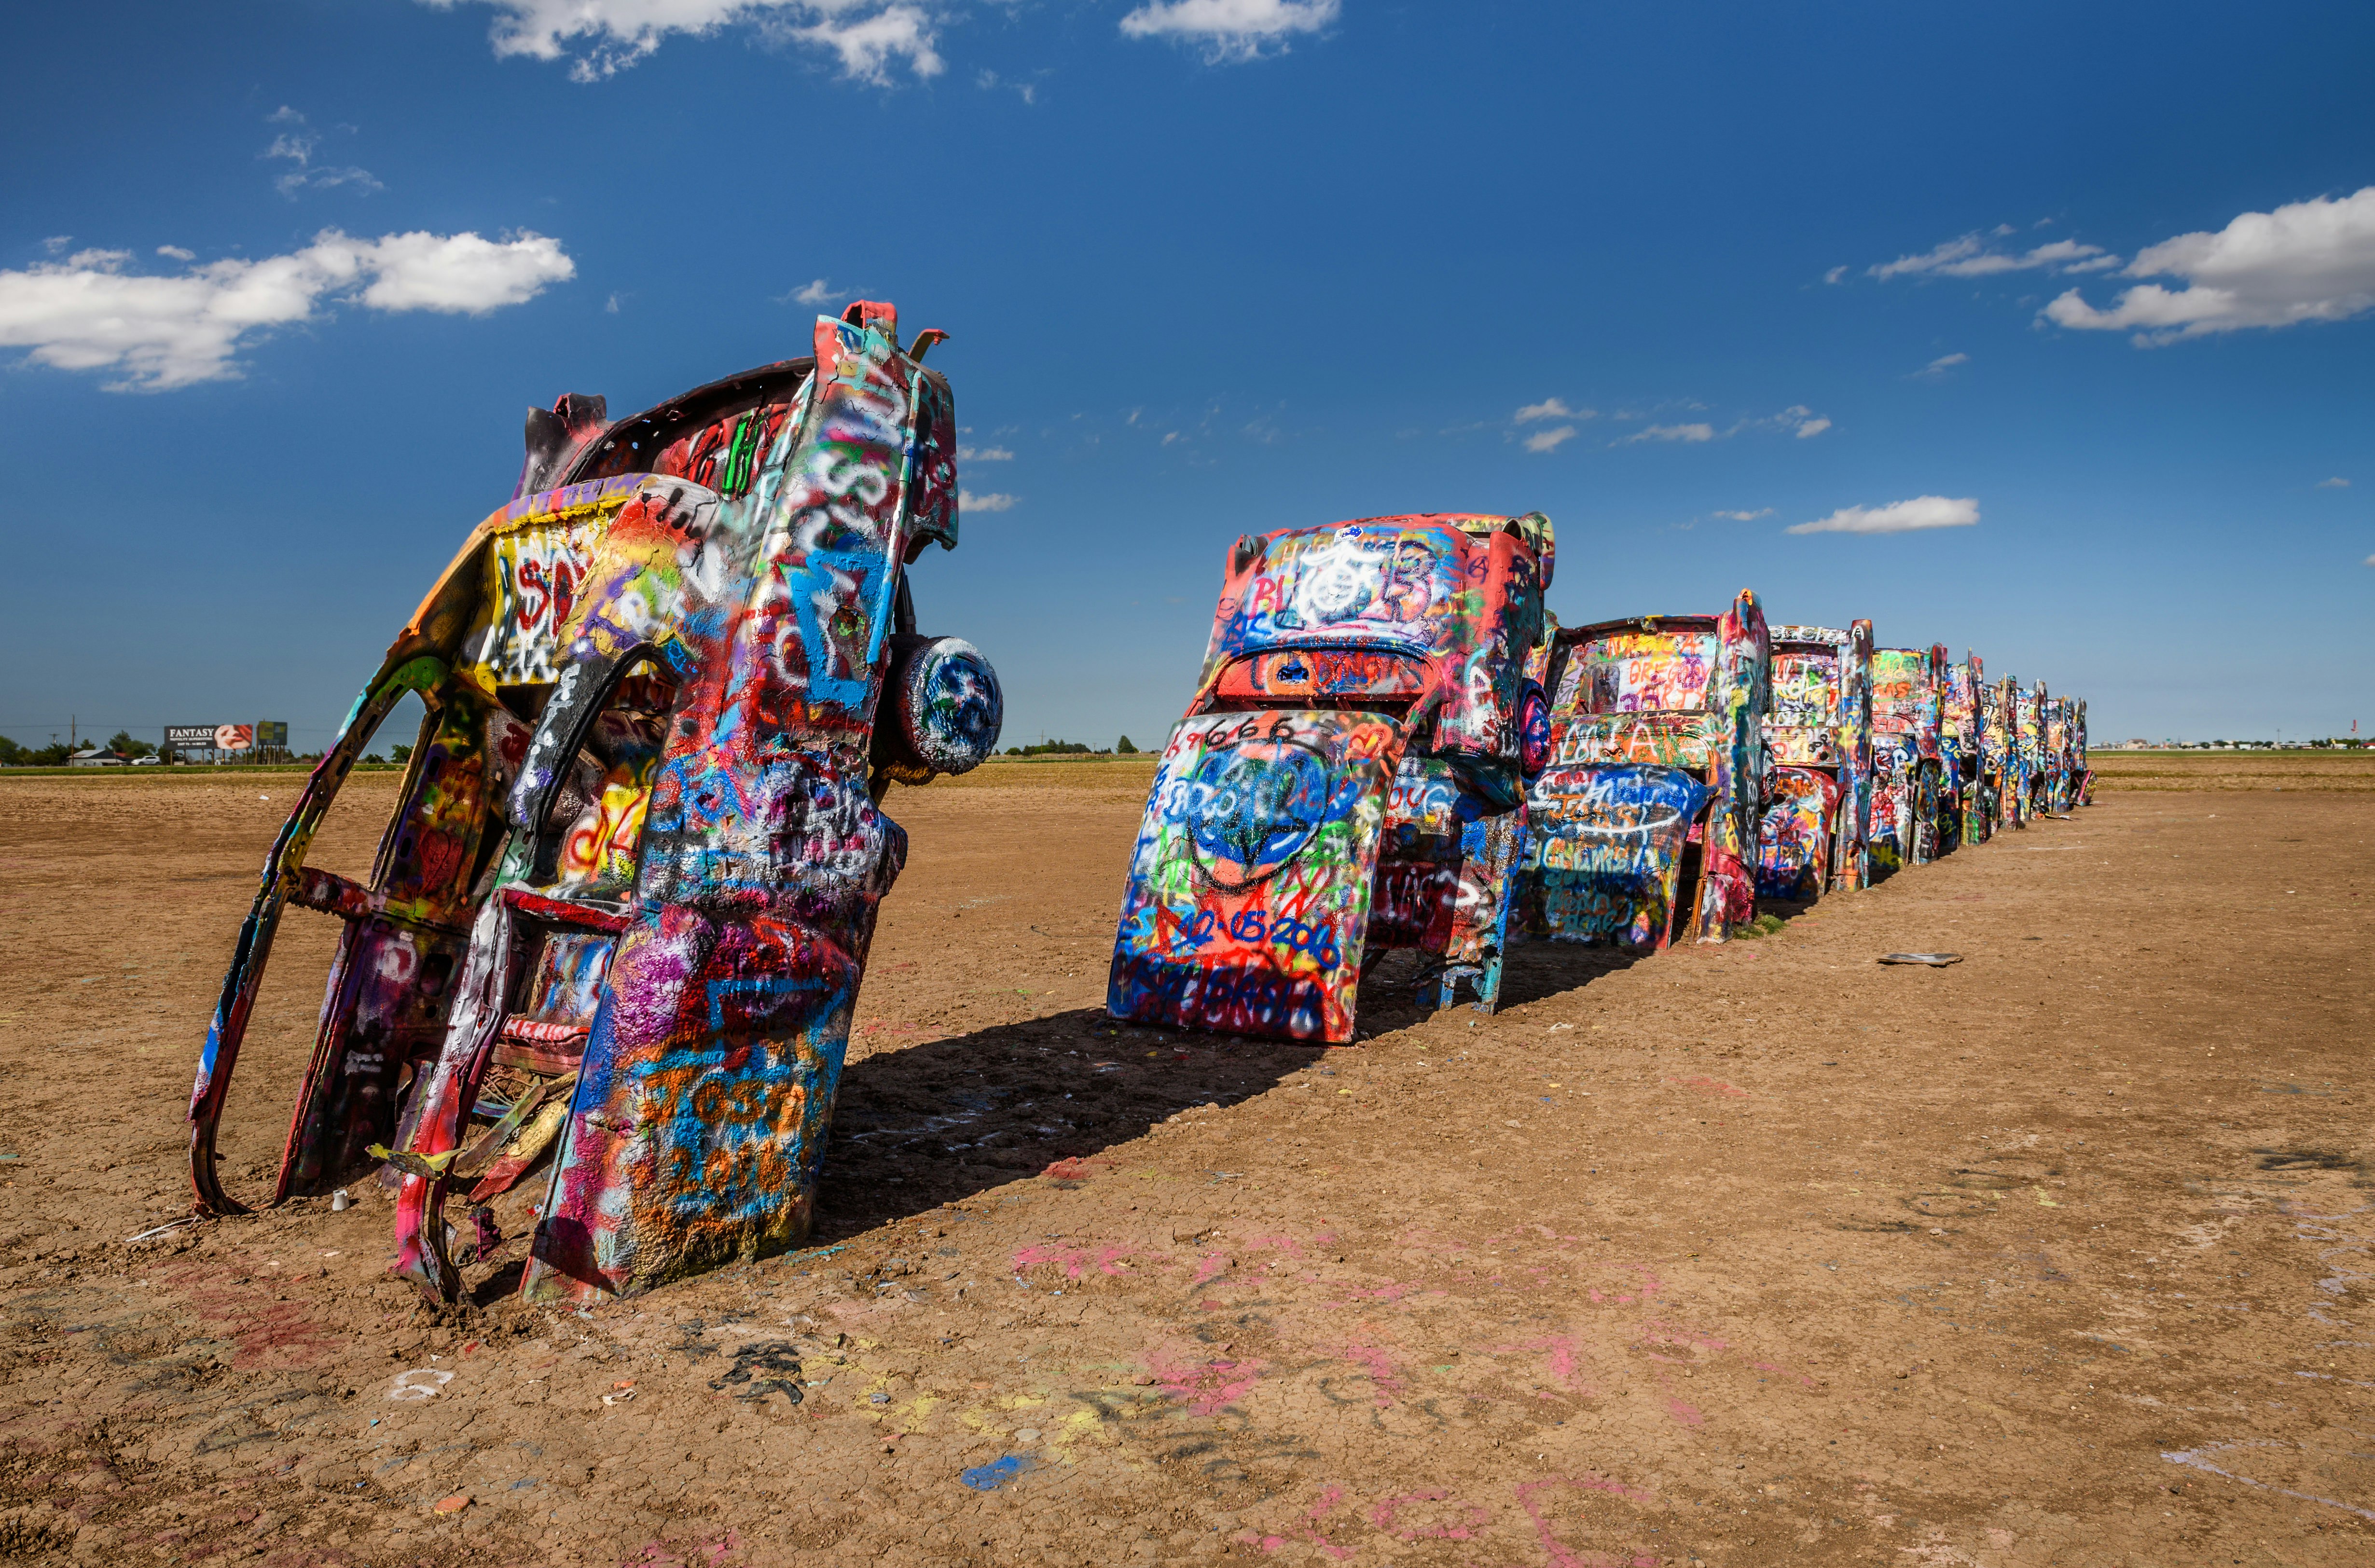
xmin=1754 ymin=621 xmax=1873 ymax=901
xmin=1518 ymin=591 xmax=1770 ymax=949
xmin=1108 ymin=512 xmax=1552 ymax=1045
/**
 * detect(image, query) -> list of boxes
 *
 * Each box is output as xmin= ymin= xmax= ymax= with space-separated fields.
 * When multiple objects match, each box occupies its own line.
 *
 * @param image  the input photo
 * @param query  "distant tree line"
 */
xmin=998 ymin=737 xmax=1142 ymax=756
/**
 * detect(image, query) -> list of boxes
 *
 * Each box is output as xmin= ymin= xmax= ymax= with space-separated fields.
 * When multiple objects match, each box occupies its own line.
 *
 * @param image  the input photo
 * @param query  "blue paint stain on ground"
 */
xmin=959 ymin=1455 xmax=1038 ymax=1491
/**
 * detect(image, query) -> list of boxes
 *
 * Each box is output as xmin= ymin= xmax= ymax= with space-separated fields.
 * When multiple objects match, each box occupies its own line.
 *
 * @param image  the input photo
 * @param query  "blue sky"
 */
xmin=3 ymin=0 xmax=2369 ymax=754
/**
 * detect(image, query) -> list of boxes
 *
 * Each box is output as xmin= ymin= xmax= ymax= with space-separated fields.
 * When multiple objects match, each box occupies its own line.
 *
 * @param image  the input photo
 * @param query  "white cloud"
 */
xmin=1787 ymin=495 xmax=1979 ymax=536
xmin=957 ymin=444 xmax=1013 ymax=461
xmin=1514 ymin=396 xmax=1590 ymax=424
xmin=1713 ymin=508 xmax=1773 ymax=522
xmin=1915 ymin=352 xmax=1968 ymax=376
xmin=0 ymin=229 xmax=574 ymax=391
xmin=1522 ymin=426 xmax=1577 ymax=454
xmin=1619 ymin=422 xmax=1714 ymax=444
xmin=1870 ymin=233 xmax=2113 ymax=281
xmin=1823 ymin=265 xmax=1847 ymax=285
xmin=1118 ymin=0 xmax=1339 ymax=62
xmin=2042 ymin=186 xmax=2375 ymax=344
xmin=156 ymin=246 xmax=196 ymax=262
xmin=2318 ymin=476 xmax=2349 ymax=488
xmin=1794 ymin=416 xmax=1831 ymax=439
xmin=262 ymin=108 xmax=380 ymax=197
xmin=786 ymin=277 xmax=846 ymax=305
xmin=423 ymin=0 xmax=943 ymax=83
xmin=958 ymin=489 xmax=1017 ymax=512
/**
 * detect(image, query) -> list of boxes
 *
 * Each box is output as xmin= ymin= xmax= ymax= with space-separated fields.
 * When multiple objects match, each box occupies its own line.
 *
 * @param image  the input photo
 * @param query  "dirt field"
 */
xmin=2 ymin=756 xmax=2372 ymax=1567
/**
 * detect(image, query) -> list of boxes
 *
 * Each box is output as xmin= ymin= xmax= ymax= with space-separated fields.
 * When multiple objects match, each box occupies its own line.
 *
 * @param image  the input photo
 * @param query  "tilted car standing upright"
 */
xmin=1517 ymin=591 xmax=1770 ymax=949
xmin=186 ymin=303 xmax=1004 ymax=1304
xmin=1107 ymin=513 xmax=1551 ymax=1045
xmin=1867 ymin=644 xmax=1949 ymax=868
xmin=1940 ymin=651 xmax=1992 ymax=849
xmin=1754 ymin=621 xmax=1873 ymax=901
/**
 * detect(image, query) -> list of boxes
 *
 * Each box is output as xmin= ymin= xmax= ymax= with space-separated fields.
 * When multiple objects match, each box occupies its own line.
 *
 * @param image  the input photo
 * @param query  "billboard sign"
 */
xmin=256 ymin=721 xmax=289 ymax=750
xmin=166 ymin=725 xmax=216 ymax=753
xmin=215 ymin=724 xmax=254 ymax=751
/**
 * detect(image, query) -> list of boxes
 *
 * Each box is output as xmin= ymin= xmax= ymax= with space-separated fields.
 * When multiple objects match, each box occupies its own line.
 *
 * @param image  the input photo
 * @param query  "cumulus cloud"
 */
xmin=422 ymin=0 xmax=943 ymax=83
xmin=2041 ymin=186 xmax=2375 ymax=344
xmin=1522 ymin=426 xmax=1578 ymax=454
xmin=1823 ymin=265 xmax=1847 ymax=285
xmin=2319 ymin=476 xmax=2350 ymax=488
xmin=1794 ymin=416 xmax=1831 ymax=439
xmin=1514 ymin=397 xmax=1588 ymax=424
xmin=0 ymin=230 xmax=574 ymax=391
xmin=1787 ymin=495 xmax=1979 ymax=536
xmin=957 ymin=444 xmax=1013 ymax=461
xmin=156 ymin=245 xmax=196 ymax=262
xmin=1714 ymin=508 xmax=1773 ymax=522
xmin=1870 ymin=234 xmax=2114 ymax=280
xmin=958 ymin=489 xmax=1017 ymax=512
xmin=785 ymin=277 xmax=846 ymax=305
xmin=1118 ymin=0 xmax=1339 ymax=62
xmin=1619 ymin=422 xmax=1714 ymax=444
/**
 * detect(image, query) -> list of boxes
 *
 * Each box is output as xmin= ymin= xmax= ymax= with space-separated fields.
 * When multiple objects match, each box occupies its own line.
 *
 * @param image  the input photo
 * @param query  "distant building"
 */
xmin=67 ymin=748 xmax=122 ymax=767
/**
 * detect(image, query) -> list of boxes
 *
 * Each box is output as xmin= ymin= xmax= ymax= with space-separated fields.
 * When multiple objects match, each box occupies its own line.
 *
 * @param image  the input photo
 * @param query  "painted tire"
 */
xmin=883 ymin=635 xmax=1003 ymax=778
xmin=1517 ymin=681 xmax=1552 ymax=777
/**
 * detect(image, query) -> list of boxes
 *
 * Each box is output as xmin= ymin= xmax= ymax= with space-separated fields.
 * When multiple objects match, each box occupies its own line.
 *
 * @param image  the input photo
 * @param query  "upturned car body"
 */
xmin=1517 ymin=591 xmax=1770 ymax=949
xmin=2069 ymin=698 xmax=2094 ymax=805
xmin=1753 ymin=621 xmax=1873 ymax=900
xmin=1868 ymin=645 xmax=1951 ymax=869
xmin=1107 ymin=513 xmax=1552 ymax=1045
xmin=187 ymin=303 xmax=1003 ymax=1305
xmin=1988 ymin=676 xmax=2030 ymax=828
xmin=1940 ymin=652 xmax=1992 ymax=849
xmin=2020 ymin=682 xmax=2052 ymax=817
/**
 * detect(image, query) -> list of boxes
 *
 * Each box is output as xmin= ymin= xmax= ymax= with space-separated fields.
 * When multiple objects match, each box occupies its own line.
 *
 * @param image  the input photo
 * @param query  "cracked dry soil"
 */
xmin=0 ymin=759 xmax=2370 ymax=1566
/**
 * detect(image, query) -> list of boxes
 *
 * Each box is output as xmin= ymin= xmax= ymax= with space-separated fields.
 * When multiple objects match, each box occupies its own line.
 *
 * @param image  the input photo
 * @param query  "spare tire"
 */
xmin=873 ymin=634 xmax=1003 ymax=784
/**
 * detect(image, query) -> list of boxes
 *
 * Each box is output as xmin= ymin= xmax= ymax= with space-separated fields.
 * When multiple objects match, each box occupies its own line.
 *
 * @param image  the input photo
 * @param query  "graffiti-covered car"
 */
xmin=2018 ymin=681 xmax=2051 ymax=818
xmin=2069 ymin=698 xmax=2093 ymax=805
xmin=1753 ymin=621 xmax=1873 ymax=900
xmin=1868 ymin=644 xmax=1951 ymax=869
xmin=188 ymin=303 xmax=1003 ymax=1305
xmin=1988 ymin=675 xmax=2029 ymax=829
xmin=1107 ymin=513 xmax=1552 ymax=1045
xmin=1939 ymin=652 xmax=1992 ymax=849
xmin=1517 ymin=591 xmax=1770 ymax=949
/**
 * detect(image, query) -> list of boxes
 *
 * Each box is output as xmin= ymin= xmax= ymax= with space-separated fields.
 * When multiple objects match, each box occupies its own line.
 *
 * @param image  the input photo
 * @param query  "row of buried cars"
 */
xmin=1105 ymin=511 xmax=2094 ymax=1046
xmin=179 ymin=324 xmax=2087 ymax=1307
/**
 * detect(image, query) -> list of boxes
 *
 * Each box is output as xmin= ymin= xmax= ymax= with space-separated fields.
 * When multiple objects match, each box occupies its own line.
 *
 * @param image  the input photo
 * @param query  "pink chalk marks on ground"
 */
xmin=1664 ymin=1073 xmax=1751 ymax=1098
xmin=1009 ymin=1240 xmax=1165 ymax=1280
xmin=1517 ymin=1474 xmax=1661 ymax=1568
xmin=1486 ymin=1333 xmax=1597 ymax=1397
xmin=1143 ymin=1341 xmax=1267 ymax=1417
xmin=1245 ymin=1484 xmax=1357 ymax=1560
xmin=619 ymin=1530 xmax=744 ymax=1567
xmin=153 ymin=1252 xmax=342 ymax=1373
xmin=1317 ymin=1341 xmax=1407 ymax=1406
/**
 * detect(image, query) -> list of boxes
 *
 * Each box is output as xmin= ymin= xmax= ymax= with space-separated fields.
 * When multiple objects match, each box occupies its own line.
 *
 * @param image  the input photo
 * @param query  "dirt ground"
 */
xmin=2 ymin=754 xmax=2371 ymax=1567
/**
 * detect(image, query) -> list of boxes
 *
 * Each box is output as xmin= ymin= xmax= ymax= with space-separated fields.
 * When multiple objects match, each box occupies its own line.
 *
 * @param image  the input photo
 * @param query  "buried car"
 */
xmin=1517 ymin=591 xmax=1770 ymax=949
xmin=1868 ymin=644 xmax=1952 ymax=870
xmin=1940 ymin=651 xmax=1993 ymax=849
xmin=188 ymin=303 xmax=1003 ymax=1305
xmin=1988 ymin=675 xmax=2030 ymax=829
xmin=1753 ymin=621 xmax=1874 ymax=901
xmin=1107 ymin=513 xmax=1552 ymax=1045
